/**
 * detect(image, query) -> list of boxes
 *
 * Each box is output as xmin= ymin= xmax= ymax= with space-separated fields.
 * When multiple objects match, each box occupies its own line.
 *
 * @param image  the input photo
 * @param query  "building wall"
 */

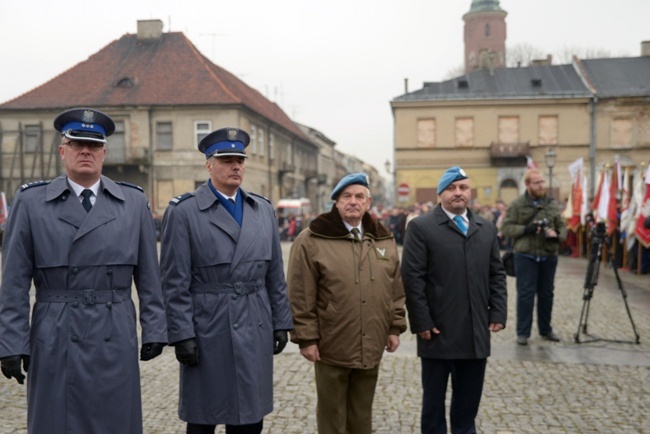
xmin=392 ymin=97 xmax=593 ymax=205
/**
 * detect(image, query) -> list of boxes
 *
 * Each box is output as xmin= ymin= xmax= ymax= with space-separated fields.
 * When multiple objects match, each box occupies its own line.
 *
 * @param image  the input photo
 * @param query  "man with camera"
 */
xmin=501 ymin=169 xmax=567 ymax=346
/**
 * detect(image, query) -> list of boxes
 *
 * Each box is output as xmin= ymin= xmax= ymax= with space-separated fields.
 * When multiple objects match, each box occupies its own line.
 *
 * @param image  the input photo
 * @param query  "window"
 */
xmin=258 ymin=129 xmax=265 ymax=157
xmin=485 ymin=23 xmax=491 ymax=38
xmin=455 ymin=118 xmax=474 ymax=147
xmin=156 ymin=122 xmax=173 ymax=150
xmin=106 ymin=121 xmax=126 ymax=163
xmin=416 ymin=119 xmax=435 ymax=147
xmin=498 ymin=116 xmax=519 ymax=143
xmin=611 ymin=118 xmax=633 ymax=148
xmin=249 ymin=126 xmax=257 ymax=155
xmin=269 ymin=133 xmax=275 ymax=161
xmin=195 ymin=121 xmax=211 ymax=148
xmin=539 ymin=116 xmax=558 ymax=145
xmin=25 ymin=125 xmax=41 ymax=152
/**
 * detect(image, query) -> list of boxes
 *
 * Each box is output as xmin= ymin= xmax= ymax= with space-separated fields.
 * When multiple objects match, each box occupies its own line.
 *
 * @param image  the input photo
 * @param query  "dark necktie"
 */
xmin=453 ymin=215 xmax=467 ymax=235
xmin=350 ymin=227 xmax=360 ymax=241
xmin=81 ymin=189 xmax=93 ymax=213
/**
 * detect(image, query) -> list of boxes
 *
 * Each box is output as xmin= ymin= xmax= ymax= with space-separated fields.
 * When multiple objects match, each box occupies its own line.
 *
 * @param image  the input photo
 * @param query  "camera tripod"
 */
xmin=574 ymin=230 xmax=640 ymax=344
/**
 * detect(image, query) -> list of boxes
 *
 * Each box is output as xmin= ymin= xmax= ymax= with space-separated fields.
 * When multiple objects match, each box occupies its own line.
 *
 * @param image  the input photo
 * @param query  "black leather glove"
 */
xmin=174 ymin=338 xmax=199 ymax=366
xmin=524 ymin=222 xmax=540 ymax=234
xmin=140 ymin=342 xmax=165 ymax=361
xmin=273 ymin=330 xmax=288 ymax=355
xmin=1 ymin=355 xmax=29 ymax=385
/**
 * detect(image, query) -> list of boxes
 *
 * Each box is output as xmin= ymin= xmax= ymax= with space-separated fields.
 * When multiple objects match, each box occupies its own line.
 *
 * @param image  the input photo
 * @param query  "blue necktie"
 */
xmin=453 ymin=215 xmax=467 ymax=235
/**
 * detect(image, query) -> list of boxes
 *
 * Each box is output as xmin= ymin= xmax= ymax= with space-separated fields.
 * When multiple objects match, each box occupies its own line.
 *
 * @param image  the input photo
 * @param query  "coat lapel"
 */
xmin=229 ymin=192 xmax=261 ymax=274
xmin=73 ymin=179 xmax=120 ymax=242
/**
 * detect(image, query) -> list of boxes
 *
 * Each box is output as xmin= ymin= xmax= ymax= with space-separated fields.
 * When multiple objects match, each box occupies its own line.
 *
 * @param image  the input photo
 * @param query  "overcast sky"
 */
xmin=1 ymin=0 xmax=648 ymax=176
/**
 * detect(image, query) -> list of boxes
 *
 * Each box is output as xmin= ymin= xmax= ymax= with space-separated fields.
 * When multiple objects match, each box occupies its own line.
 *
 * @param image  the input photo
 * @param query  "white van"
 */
xmin=276 ymin=198 xmax=312 ymax=217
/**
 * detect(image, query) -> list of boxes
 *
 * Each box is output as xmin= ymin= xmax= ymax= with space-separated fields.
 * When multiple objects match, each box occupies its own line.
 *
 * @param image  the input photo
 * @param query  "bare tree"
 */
xmin=506 ymin=42 xmax=548 ymax=67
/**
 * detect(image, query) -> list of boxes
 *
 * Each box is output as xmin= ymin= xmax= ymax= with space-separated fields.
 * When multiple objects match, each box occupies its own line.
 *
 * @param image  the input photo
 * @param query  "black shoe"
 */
xmin=541 ymin=332 xmax=560 ymax=342
xmin=516 ymin=336 xmax=528 ymax=346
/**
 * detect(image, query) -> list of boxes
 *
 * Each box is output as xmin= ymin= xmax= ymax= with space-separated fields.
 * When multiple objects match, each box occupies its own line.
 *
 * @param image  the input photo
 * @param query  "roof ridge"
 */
xmin=182 ymin=34 xmax=240 ymax=103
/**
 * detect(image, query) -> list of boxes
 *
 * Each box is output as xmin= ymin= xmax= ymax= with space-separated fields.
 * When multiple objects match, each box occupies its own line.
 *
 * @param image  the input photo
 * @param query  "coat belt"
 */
xmin=189 ymin=279 xmax=264 ymax=295
xmin=35 ymin=288 xmax=131 ymax=305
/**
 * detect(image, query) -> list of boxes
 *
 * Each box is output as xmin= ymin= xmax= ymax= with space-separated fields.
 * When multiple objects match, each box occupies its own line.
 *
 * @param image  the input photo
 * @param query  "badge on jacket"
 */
xmin=375 ymin=247 xmax=388 ymax=260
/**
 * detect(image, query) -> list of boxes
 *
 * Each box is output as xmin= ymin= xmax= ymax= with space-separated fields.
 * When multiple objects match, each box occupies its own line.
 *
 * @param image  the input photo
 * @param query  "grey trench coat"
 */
xmin=0 ymin=175 xmax=167 ymax=434
xmin=160 ymin=183 xmax=293 ymax=425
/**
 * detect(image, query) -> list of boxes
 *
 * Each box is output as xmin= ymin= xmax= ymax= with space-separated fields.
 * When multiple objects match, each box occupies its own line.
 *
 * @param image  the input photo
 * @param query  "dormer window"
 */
xmin=116 ymin=77 xmax=135 ymax=88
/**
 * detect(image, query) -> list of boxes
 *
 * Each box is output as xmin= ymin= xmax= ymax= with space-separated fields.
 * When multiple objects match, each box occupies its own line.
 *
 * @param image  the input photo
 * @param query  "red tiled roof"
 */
xmin=1 ymin=32 xmax=306 ymax=139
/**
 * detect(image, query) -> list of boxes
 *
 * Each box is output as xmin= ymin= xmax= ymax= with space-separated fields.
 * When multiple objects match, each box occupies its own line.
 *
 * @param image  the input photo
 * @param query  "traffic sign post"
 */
xmin=397 ymin=183 xmax=409 ymax=203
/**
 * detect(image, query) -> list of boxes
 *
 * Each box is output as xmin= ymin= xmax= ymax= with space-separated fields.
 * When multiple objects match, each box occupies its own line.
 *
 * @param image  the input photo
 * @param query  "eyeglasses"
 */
xmin=63 ymin=141 xmax=105 ymax=151
xmin=529 ymin=180 xmax=545 ymax=185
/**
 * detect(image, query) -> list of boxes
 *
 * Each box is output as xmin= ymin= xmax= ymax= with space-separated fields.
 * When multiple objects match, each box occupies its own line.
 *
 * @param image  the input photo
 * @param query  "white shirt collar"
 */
xmin=441 ymin=206 xmax=468 ymax=224
xmin=217 ymin=189 xmax=238 ymax=202
xmin=342 ymin=221 xmax=363 ymax=238
xmin=68 ymin=178 xmax=100 ymax=198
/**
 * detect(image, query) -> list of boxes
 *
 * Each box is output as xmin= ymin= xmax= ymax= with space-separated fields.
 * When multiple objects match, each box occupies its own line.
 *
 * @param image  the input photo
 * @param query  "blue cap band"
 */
xmin=204 ymin=140 xmax=246 ymax=157
xmin=60 ymin=121 xmax=106 ymax=137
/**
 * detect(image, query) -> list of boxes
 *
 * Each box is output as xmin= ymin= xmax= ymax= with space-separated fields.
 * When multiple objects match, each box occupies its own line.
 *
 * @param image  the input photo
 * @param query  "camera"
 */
xmin=534 ymin=218 xmax=557 ymax=240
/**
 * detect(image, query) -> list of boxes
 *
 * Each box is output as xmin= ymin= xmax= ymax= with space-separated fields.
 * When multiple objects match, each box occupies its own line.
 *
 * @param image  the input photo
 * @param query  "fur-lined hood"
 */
xmin=308 ymin=206 xmax=393 ymax=239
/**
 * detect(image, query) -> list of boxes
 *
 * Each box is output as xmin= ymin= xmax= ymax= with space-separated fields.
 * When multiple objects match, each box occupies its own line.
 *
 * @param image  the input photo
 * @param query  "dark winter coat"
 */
xmin=401 ymin=205 xmax=507 ymax=359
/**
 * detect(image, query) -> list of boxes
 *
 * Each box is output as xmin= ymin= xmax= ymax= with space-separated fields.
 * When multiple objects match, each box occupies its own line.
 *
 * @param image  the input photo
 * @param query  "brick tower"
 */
xmin=463 ymin=0 xmax=507 ymax=73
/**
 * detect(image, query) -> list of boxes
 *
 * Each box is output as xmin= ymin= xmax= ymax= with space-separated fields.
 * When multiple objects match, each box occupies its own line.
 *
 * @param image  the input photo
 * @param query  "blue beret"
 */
xmin=198 ymin=128 xmax=250 ymax=159
xmin=331 ymin=173 xmax=370 ymax=200
xmin=54 ymin=108 xmax=115 ymax=144
xmin=437 ymin=166 xmax=469 ymax=195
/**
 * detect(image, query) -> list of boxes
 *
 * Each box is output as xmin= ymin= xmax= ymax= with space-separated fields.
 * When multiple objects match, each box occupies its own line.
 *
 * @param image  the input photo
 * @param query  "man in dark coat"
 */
xmin=0 ymin=108 xmax=167 ymax=433
xmin=401 ymin=166 xmax=507 ymax=434
xmin=160 ymin=127 xmax=293 ymax=434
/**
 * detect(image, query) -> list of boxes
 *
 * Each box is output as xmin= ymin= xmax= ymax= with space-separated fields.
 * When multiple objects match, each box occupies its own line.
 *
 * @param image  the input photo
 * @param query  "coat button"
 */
xmin=72 ymin=302 xmax=79 ymax=308
xmin=233 ymin=323 xmax=239 ymax=330
xmin=105 ymin=336 xmax=111 ymax=342
xmin=106 ymin=302 xmax=112 ymax=309
xmin=71 ymin=335 xmax=79 ymax=342
xmin=71 ymin=267 xmax=79 ymax=274
xmin=231 ymin=295 xmax=238 ymax=300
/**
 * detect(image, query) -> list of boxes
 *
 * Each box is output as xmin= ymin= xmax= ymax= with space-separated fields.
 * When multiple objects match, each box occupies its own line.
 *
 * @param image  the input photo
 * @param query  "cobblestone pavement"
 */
xmin=1 ymin=245 xmax=649 ymax=433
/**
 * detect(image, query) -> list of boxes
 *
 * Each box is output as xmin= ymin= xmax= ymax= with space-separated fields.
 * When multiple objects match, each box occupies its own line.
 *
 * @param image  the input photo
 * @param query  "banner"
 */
xmin=635 ymin=165 xmax=650 ymax=248
xmin=625 ymin=168 xmax=645 ymax=251
xmin=565 ymin=158 xmax=586 ymax=230
xmin=606 ymin=163 xmax=619 ymax=235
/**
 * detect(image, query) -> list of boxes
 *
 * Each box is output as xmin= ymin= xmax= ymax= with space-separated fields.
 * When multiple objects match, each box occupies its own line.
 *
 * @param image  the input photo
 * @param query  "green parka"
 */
xmin=501 ymin=192 xmax=567 ymax=256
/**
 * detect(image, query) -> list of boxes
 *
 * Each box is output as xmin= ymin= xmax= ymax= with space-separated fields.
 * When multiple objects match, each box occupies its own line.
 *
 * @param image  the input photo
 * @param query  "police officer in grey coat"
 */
xmin=160 ymin=127 xmax=293 ymax=434
xmin=0 ymin=108 xmax=168 ymax=434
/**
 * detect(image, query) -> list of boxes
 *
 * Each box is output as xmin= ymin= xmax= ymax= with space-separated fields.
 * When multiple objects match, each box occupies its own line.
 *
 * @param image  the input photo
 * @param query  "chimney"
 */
xmin=642 ymin=41 xmax=650 ymax=57
xmin=137 ymin=19 xmax=163 ymax=41
xmin=404 ymin=78 xmax=409 ymax=94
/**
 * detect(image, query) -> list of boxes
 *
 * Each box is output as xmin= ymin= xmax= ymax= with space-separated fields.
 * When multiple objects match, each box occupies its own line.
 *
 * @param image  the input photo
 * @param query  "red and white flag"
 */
xmin=606 ymin=163 xmax=619 ymax=235
xmin=0 ymin=192 xmax=8 ymax=226
xmin=526 ymin=155 xmax=538 ymax=170
xmin=625 ymin=168 xmax=645 ymax=250
xmin=635 ymin=165 xmax=650 ymax=248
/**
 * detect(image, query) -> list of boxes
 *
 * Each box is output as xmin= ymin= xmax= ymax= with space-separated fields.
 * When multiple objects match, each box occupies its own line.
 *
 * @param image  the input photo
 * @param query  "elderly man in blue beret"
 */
xmin=287 ymin=173 xmax=406 ymax=434
xmin=160 ymin=127 xmax=293 ymax=434
xmin=0 ymin=107 xmax=167 ymax=433
xmin=401 ymin=166 xmax=507 ymax=434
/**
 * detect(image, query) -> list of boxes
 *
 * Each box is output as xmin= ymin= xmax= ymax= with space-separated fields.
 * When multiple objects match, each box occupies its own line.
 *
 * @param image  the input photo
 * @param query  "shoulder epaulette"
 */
xmin=249 ymin=192 xmax=272 ymax=204
xmin=20 ymin=180 xmax=51 ymax=191
xmin=169 ymin=192 xmax=194 ymax=206
xmin=115 ymin=181 xmax=144 ymax=192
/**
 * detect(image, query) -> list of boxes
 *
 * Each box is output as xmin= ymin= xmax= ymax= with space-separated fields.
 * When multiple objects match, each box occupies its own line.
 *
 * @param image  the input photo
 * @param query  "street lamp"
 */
xmin=544 ymin=147 xmax=557 ymax=198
